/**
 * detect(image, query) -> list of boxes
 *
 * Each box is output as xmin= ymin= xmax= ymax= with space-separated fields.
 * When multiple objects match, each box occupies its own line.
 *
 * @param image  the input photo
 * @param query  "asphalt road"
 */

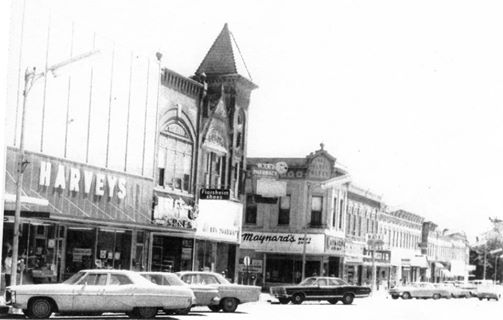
xmin=3 ymin=294 xmax=502 ymax=319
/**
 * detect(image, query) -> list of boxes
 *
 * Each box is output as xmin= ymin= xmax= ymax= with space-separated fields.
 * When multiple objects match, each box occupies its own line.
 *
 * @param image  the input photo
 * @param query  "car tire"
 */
xmin=208 ymin=305 xmax=221 ymax=312
xmin=28 ymin=298 xmax=53 ymax=319
xmin=291 ymin=293 xmax=305 ymax=305
xmin=342 ymin=294 xmax=354 ymax=305
xmin=221 ymin=298 xmax=238 ymax=313
xmin=328 ymin=298 xmax=338 ymax=304
xmin=135 ymin=307 xmax=158 ymax=319
xmin=478 ymin=297 xmax=483 ymax=301
xmin=279 ymin=298 xmax=290 ymax=304
xmin=433 ymin=294 xmax=441 ymax=300
xmin=175 ymin=306 xmax=191 ymax=315
xmin=391 ymin=295 xmax=399 ymax=300
xmin=22 ymin=309 xmax=33 ymax=318
xmin=402 ymin=292 xmax=411 ymax=300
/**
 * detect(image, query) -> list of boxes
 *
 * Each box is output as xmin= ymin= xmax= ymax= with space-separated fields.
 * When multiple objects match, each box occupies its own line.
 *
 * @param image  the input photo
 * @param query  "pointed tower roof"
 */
xmin=196 ymin=23 xmax=254 ymax=82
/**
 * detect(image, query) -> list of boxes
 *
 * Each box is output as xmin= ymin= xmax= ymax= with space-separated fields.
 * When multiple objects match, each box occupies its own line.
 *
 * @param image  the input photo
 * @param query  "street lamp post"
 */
xmin=366 ymin=234 xmax=384 ymax=294
xmin=10 ymin=50 xmax=99 ymax=285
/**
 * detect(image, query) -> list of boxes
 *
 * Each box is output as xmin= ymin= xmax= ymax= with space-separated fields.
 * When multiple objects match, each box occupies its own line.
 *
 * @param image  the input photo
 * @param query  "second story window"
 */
xmin=157 ymin=122 xmax=192 ymax=192
xmin=245 ymin=195 xmax=257 ymax=224
xmin=311 ymin=196 xmax=323 ymax=227
xmin=339 ymin=199 xmax=344 ymax=230
xmin=278 ymin=195 xmax=291 ymax=225
xmin=204 ymin=151 xmax=227 ymax=189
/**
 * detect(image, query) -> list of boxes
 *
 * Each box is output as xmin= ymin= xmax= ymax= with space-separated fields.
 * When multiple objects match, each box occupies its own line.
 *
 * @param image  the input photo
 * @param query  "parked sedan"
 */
xmin=269 ymin=277 xmax=371 ymax=305
xmin=176 ymin=271 xmax=261 ymax=313
xmin=139 ymin=272 xmax=197 ymax=315
xmin=476 ymin=284 xmax=502 ymax=301
xmin=438 ymin=283 xmax=471 ymax=298
xmin=5 ymin=269 xmax=194 ymax=319
xmin=389 ymin=282 xmax=450 ymax=300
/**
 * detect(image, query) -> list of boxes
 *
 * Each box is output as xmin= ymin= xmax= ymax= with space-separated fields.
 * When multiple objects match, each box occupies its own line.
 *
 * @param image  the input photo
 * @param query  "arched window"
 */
xmin=157 ymin=122 xmax=193 ymax=192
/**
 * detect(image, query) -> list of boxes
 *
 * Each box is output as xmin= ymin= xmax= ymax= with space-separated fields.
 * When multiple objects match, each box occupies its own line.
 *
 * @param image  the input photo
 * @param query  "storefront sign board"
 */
xmin=240 ymin=231 xmax=325 ymax=254
xmin=4 ymin=147 xmax=153 ymax=224
xmin=196 ymin=200 xmax=242 ymax=243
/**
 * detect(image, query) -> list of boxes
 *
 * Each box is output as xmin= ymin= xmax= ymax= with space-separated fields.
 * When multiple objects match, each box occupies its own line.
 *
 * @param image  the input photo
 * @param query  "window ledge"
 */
xmin=154 ymin=186 xmax=194 ymax=198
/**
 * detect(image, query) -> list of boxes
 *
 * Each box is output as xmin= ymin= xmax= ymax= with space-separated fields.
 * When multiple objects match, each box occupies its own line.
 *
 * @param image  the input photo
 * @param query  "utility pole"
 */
xmin=10 ymin=50 xmax=99 ymax=285
xmin=301 ymin=226 xmax=307 ymax=281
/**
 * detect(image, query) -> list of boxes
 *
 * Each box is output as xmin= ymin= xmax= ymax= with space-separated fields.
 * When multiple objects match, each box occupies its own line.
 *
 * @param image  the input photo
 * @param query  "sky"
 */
xmin=8 ymin=0 xmax=503 ymax=240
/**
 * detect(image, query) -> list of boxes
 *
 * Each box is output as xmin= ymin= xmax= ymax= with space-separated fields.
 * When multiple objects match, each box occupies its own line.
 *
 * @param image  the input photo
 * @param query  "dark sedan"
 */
xmin=269 ymin=277 xmax=371 ymax=305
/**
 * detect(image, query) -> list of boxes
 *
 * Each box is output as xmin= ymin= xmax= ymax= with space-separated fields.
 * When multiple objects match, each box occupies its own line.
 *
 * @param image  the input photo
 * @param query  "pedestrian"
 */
xmin=4 ymin=250 xmax=13 ymax=286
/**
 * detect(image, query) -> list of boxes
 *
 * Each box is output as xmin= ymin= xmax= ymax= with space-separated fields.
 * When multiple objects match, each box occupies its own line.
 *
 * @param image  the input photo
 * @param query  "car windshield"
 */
xmin=63 ymin=271 xmax=86 ymax=284
xmin=212 ymin=273 xmax=230 ymax=284
xmin=299 ymin=278 xmax=317 ymax=286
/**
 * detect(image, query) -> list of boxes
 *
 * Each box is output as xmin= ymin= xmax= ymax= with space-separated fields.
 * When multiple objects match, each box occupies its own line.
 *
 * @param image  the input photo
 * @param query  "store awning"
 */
xmin=4 ymin=193 xmax=49 ymax=206
xmin=410 ymin=255 xmax=429 ymax=268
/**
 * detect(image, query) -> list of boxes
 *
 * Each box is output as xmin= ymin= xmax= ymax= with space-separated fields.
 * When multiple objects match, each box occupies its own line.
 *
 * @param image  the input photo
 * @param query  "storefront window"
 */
xmin=152 ymin=236 xmax=193 ymax=272
xmin=65 ymin=227 xmax=96 ymax=277
xmin=96 ymin=229 xmax=132 ymax=270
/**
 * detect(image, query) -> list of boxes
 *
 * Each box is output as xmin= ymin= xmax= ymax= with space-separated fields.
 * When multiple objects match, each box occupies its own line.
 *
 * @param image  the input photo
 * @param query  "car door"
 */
xmin=102 ymin=273 xmax=135 ymax=311
xmin=72 ymin=272 xmax=109 ymax=311
xmin=181 ymin=274 xmax=218 ymax=305
xmin=315 ymin=278 xmax=331 ymax=298
xmin=302 ymin=278 xmax=320 ymax=299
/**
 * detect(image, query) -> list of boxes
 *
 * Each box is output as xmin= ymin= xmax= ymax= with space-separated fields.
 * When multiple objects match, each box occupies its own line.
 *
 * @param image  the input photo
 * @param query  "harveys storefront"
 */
xmin=3 ymin=147 xmax=153 ymax=284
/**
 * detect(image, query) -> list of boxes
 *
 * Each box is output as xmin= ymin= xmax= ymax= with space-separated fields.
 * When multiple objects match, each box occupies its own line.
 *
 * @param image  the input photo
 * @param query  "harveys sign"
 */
xmin=4 ymin=147 xmax=153 ymax=224
xmin=39 ymin=161 xmax=126 ymax=198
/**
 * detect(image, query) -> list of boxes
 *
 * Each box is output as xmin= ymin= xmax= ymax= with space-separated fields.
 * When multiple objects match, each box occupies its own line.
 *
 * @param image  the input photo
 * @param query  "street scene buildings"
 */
xmin=1 ymin=1 xmax=475 ymax=295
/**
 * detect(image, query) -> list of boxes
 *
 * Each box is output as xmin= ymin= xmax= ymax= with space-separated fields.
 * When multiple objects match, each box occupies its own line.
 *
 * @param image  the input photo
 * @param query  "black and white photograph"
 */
xmin=1 ymin=0 xmax=503 ymax=319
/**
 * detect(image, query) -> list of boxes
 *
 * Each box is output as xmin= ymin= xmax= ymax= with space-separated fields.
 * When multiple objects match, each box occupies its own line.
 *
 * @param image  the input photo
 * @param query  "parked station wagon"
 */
xmin=5 ymin=269 xmax=194 ymax=319
xmin=270 ymin=277 xmax=371 ymax=305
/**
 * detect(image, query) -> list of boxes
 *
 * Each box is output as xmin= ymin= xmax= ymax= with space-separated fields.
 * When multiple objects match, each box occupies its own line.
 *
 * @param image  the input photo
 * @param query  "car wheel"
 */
xmin=28 ymin=298 xmax=53 ymax=319
xmin=432 ymin=294 xmax=441 ymax=300
xmin=221 ymin=298 xmax=238 ymax=313
xmin=402 ymin=292 xmax=411 ymax=300
xmin=279 ymin=298 xmax=290 ymax=304
xmin=342 ymin=294 xmax=354 ymax=305
xmin=327 ymin=298 xmax=338 ymax=304
xmin=478 ymin=297 xmax=483 ymax=301
xmin=135 ymin=307 xmax=158 ymax=319
xmin=175 ymin=306 xmax=191 ymax=315
xmin=291 ymin=293 xmax=305 ymax=305
xmin=208 ymin=305 xmax=221 ymax=312
xmin=391 ymin=295 xmax=399 ymax=300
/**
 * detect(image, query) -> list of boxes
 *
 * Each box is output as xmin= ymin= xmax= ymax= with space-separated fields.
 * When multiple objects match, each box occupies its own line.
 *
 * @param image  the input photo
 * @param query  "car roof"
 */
xmin=176 ymin=271 xmax=221 ymax=276
xmin=79 ymin=269 xmax=136 ymax=274
xmin=140 ymin=271 xmax=178 ymax=277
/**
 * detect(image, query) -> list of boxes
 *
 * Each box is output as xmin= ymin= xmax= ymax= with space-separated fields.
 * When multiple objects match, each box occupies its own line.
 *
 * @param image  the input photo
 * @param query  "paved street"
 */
xmin=3 ymin=294 xmax=501 ymax=319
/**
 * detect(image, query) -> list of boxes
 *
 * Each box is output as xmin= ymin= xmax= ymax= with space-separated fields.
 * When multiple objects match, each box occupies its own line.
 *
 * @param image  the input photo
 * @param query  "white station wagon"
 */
xmin=5 ymin=269 xmax=195 ymax=319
